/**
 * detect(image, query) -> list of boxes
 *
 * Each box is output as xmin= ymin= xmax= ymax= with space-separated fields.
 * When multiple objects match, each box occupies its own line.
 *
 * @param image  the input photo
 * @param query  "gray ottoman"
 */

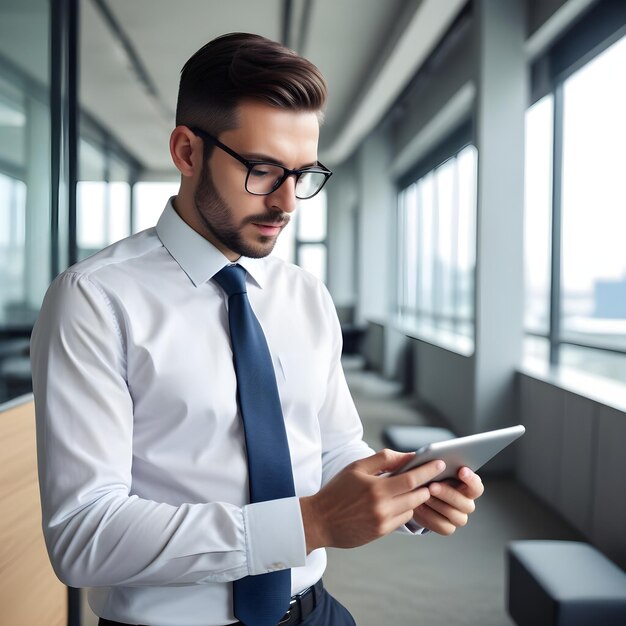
xmin=381 ymin=425 xmax=454 ymax=453
xmin=507 ymin=540 xmax=626 ymax=625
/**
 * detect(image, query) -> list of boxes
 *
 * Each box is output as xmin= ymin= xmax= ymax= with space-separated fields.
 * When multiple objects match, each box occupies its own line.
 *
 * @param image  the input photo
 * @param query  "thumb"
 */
xmin=354 ymin=449 xmax=416 ymax=475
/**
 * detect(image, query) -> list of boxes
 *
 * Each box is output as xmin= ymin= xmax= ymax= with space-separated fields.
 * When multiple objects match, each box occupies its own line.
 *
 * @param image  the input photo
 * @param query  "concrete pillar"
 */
xmin=473 ymin=0 xmax=526 ymax=438
xmin=325 ymin=160 xmax=358 ymax=311
xmin=355 ymin=127 xmax=395 ymax=326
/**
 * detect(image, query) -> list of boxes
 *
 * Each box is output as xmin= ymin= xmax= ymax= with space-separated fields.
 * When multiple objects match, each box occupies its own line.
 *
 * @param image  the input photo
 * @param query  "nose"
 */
xmin=266 ymin=174 xmax=298 ymax=214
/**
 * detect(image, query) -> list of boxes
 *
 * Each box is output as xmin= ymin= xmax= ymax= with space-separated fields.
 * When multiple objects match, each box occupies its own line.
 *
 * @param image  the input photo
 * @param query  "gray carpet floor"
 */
xmin=323 ymin=363 xmax=583 ymax=626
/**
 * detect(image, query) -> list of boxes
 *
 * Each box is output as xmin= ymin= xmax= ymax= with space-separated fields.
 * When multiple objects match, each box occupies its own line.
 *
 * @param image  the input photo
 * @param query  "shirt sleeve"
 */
xmin=31 ymin=272 xmax=305 ymax=589
xmin=314 ymin=285 xmax=376 ymax=485
xmin=313 ymin=284 xmax=429 ymax=537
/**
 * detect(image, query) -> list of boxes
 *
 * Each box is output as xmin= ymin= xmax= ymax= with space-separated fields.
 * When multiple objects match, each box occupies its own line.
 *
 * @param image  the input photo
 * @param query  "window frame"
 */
xmin=526 ymin=0 xmax=626 ymax=366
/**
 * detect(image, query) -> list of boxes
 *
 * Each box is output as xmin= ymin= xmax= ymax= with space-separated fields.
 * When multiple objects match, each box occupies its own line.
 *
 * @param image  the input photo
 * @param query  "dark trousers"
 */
xmin=97 ymin=588 xmax=356 ymax=626
xmin=298 ymin=588 xmax=355 ymax=625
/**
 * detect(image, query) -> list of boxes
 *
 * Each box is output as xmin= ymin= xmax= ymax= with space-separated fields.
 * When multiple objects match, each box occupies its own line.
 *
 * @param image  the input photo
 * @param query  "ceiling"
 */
xmin=78 ymin=0 xmax=468 ymax=174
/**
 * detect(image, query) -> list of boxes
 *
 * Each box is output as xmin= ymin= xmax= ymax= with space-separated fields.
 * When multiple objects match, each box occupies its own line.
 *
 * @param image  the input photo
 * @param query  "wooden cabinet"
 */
xmin=0 ymin=397 xmax=67 ymax=626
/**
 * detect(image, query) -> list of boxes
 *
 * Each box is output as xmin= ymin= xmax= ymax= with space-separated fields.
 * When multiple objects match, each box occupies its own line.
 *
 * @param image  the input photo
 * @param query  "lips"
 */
xmin=247 ymin=211 xmax=290 ymax=238
xmin=252 ymin=222 xmax=285 ymax=236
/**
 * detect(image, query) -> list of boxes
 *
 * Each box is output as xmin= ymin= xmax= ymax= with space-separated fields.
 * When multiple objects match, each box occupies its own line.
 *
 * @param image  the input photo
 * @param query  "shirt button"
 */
xmin=271 ymin=562 xmax=286 ymax=570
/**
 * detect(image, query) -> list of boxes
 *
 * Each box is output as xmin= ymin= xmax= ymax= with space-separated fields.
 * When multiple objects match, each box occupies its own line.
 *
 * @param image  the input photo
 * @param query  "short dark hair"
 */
xmin=175 ymin=32 xmax=327 ymax=137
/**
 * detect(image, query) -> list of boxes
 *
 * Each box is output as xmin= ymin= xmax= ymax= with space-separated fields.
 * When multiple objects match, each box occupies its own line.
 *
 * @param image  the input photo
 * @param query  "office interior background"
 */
xmin=1 ymin=0 xmax=626 ymax=624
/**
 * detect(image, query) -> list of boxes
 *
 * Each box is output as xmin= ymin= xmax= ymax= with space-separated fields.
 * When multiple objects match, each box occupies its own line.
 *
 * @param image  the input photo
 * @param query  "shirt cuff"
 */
xmin=243 ymin=497 xmax=307 ymax=575
xmin=398 ymin=519 xmax=430 ymax=535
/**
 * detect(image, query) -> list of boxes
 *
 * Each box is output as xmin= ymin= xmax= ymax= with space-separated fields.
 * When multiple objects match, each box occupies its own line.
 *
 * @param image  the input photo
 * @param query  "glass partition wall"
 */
xmin=0 ymin=0 xmax=52 ymax=403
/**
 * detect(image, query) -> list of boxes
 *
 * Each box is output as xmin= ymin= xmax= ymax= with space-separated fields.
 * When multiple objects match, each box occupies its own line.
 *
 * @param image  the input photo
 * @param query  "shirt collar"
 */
xmin=156 ymin=198 xmax=268 ymax=289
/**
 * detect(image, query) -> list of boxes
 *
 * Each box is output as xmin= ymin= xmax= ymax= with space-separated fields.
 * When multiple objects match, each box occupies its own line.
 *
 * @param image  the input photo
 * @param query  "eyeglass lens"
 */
xmin=247 ymin=164 xmax=327 ymax=199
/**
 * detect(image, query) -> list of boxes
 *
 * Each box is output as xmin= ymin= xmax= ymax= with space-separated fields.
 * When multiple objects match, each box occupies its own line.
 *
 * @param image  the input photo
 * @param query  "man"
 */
xmin=31 ymin=33 xmax=483 ymax=626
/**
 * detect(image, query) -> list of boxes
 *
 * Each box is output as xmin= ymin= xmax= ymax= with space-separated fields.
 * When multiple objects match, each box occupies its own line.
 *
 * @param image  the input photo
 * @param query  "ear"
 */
xmin=169 ymin=126 xmax=203 ymax=177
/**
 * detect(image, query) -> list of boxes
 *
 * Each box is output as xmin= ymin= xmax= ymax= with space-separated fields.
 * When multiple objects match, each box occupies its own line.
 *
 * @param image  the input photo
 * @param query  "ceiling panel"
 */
xmin=105 ymin=0 xmax=284 ymax=120
xmin=79 ymin=0 xmax=465 ymax=173
xmin=304 ymin=0 xmax=412 ymax=142
xmin=80 ymin=0 xmax=174 ymax=172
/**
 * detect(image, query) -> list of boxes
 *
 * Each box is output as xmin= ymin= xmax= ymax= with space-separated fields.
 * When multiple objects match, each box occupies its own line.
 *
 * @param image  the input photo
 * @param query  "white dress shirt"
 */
xmin=30 ymin=200 xmax=376 ymax=626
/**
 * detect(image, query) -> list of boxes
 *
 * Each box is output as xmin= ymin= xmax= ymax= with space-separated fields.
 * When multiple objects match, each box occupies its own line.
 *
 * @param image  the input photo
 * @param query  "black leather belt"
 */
xmin=97 ymin=579 xmax=324 ymax=626
xmin=278 ymin=578 xmax=324 ymax=625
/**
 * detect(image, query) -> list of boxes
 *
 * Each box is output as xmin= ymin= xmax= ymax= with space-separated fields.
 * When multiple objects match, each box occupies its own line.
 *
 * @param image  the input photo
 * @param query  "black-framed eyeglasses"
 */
xmin=189 ymin=127 xmax=333 ymax=200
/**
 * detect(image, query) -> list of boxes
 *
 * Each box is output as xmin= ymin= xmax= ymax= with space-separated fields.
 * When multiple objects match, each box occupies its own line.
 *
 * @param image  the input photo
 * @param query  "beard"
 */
xmin=193 ymin=165 xmax=289 ymax=259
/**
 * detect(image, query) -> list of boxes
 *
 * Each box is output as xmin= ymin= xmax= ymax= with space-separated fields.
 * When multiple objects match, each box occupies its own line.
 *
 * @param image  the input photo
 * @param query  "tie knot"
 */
xmin=214 ymin=264 xmax=247 ymax=296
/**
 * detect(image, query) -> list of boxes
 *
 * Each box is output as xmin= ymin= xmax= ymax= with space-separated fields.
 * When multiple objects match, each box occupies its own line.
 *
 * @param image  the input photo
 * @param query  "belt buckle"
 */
xmin=278 ymin=583 xmax=311 ymax=625
xmin=277 ymin=598 xmax=297 ymax=625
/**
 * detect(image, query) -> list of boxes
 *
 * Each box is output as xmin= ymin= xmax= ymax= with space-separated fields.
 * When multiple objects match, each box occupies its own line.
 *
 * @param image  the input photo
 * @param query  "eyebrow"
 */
xmin=242 ymin=152 xmax=319 ymax=170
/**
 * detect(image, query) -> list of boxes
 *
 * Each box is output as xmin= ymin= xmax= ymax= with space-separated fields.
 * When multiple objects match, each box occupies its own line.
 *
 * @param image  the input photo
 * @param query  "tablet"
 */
xmin=389 ymin=424 xmax=525 ymax=481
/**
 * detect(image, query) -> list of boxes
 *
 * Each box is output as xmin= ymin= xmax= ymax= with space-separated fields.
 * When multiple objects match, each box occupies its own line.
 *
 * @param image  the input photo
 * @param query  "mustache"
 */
xmin=244 ymin=214 xmax=291 ymax=228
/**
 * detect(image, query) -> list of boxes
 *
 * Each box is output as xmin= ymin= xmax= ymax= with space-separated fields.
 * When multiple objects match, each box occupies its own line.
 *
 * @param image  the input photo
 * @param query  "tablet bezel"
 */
xmin=389 ymin=424 xmax=526 ymax=480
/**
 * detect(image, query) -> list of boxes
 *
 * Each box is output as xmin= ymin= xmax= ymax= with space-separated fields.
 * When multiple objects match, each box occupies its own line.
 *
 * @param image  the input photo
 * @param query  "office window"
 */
xmin=77 ymin=138 xmax=133 ymax=260
xmin=273 ymin=190 xmax=328 ymax=283
xmin=455 ymin=145 xmax=477 ymax=336
xmin=417 ymin=174 xmax=435 ymax=316
xmin=436 ymin=158 xmax=455 ymax=323
xmin=560 ymin=35 xmax=626 ymax=355
xmin=0 ymin=171 xmax=28 ymax=333
xmin=524 ymin=95 xmax=553 ymax=337
xmin=295 ymin=191 xmax=327 ymax=282
xmin=397 ymin=183 xmax=418 ymax=312
xmin=397 ymin=144 xmax=477 ymax=349
xmin=133 ymin=181 xmax=179 ymax=232
xmin=524 ymin=21 xmax=626 ymax=384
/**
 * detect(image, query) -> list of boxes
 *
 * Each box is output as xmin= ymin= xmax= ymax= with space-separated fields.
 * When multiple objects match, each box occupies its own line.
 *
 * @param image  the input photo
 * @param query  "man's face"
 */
xmin=193 ymin=101 xmax=320 ymax=260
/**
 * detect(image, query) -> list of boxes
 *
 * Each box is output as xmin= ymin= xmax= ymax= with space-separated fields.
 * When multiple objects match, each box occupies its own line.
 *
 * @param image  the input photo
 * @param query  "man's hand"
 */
xmin=412 ymin=467 xmax=484 ymax=535
xmin=299 ymin=449 xmax=445 ymax=553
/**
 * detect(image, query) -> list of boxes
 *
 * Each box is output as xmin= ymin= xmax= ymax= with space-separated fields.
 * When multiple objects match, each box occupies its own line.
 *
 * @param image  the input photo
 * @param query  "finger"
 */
xmin=381 ymin=488 xmax=433 ymax=534
xmin=391 ymin=486 xmax=432 ymax=516
xmin=424 ymin=495 xmax=470 ymax=528
xmin=428 ymin=481 xmax=476 ymax=515
xmin=350 ymin=486 xmax=432 ymax=539
xmin=389 ymin=508 xmax=424 ymax=534
xmin=413 ymin=503 xmax=457 ymax=536
xmin=457 ymin=467 xmax=485 ymax=499
xmin=354 ymin=449 xmax=417 ymax=475
xmin=384 ymin=460 xmax=446 ymax=496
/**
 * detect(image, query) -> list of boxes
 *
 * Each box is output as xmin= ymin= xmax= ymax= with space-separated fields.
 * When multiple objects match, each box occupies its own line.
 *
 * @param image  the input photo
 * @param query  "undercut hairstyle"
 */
xmin=175 ymin=32 xmax=328 ymax=140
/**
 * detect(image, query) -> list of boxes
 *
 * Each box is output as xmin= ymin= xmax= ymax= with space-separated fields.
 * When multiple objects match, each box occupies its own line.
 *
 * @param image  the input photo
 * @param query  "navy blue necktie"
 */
xmin=214 ymin=264 xmax=296 ymax=626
